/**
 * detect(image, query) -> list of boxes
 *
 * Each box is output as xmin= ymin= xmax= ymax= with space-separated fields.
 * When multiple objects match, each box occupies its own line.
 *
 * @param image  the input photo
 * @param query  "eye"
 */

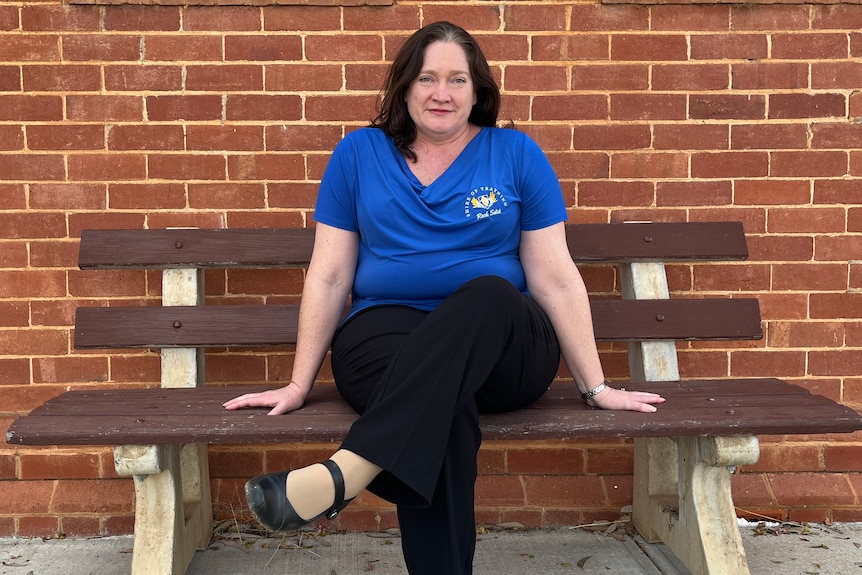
xmin=417 ymin=76 xmax=435 ymax=84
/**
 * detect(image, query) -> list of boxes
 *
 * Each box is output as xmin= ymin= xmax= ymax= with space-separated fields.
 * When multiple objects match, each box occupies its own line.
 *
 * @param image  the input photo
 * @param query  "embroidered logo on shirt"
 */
xmin=464 ymin=186 xmax=508 ymax=221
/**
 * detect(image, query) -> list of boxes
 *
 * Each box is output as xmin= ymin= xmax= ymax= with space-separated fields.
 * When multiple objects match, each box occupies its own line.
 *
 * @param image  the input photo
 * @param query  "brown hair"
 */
xmin=371 ymin=21 xmax=501 ymax=162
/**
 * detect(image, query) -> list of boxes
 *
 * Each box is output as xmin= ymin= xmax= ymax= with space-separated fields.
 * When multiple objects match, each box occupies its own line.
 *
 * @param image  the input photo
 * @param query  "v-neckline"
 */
xmin=400 ymin=127 xmax=484 ymax=192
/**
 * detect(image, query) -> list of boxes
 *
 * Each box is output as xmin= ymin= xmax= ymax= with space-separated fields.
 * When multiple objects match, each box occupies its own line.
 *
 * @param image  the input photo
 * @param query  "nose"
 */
xmin=432 ymin=83 xmax=451 ymax=102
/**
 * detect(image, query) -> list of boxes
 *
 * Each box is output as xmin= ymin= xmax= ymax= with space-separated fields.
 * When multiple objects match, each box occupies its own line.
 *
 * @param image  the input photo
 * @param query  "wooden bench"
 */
xmin=7 ymin=222 xmax=862 ymax=575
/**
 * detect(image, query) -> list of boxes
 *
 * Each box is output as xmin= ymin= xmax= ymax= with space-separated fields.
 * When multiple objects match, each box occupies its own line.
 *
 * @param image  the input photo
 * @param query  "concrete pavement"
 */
xmin=1 ymin=520 xmax=860 ymax=575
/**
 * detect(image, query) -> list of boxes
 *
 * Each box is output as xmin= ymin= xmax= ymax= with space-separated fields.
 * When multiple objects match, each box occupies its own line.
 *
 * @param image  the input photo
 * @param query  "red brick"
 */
xmin=504 ymin=4 xmax=567 ymax=31
xmin=578 ymin=181 xmax=653 ymax=207
xmin=757 ymin=293 xmax=808 ymax=321
xmin=227 ymin=268 xmax=304 ymax=295
xmin=51 ymin=479 xmax=135 ymax=513
xmin=824 ymin=445 xmax=862 ymax=471
xmin=0 ymin=480 xmax=55 ymax=513
xmin=33 ymin=356 xmax=108 ymax=385
xmin=305 ymin=34 xmax=382 ymax=62
xmin=22 ymin=5 xmax=99 ymax=31
xmin=0 ymin=66 xmax=20 ymax=91
xmin=613 ymin=34 xmax=687 ymax=61
xmin=773 ymin=263 xmax=847 ymax=291
xmin=746 ymin=443 xmax=822 ymax=473
xmin=104 ymin=6 xmax=179 ymax=31
xmin=611 ymin=94 xmax=686 ymax=120
xmin=732 ymin=123 xmax=808 ymax=150
xmin=266 ymin=63 xmax=343 ymax=91
xmin=265 ymin=124 xmax=341 ymax=152
xmin=692 ymin=262 xmax=770 ymax=291
xmin=767 ymin=207 xmax=845 ymax=233
xmin=533 ymin=94 xmax=608 ymax=121
xmin=573 ymin=125 xmax=649 ymax=150
xmin=524 ymin=475 xmax=606 ymax=507
xmin=188 ymin=184 xmax=266 ymax=209
xmin=653 ymin=124 xmax=728 ymax=150
xmin=809 ymin=350 xmax=862 ymax=377
xmin=0 ymin=6 xmax=17 ymax=30
xmin=769 ymin=93 xmax=846 ymax=119
xmin=208 ymin=448 xmax=264 ymax=477
xmin=184 ymin=6 xmax=261 ymax=31
xmin=306 ymin=94 xmax=380 ymax=122
xmin=747 ymin=235 xmax=812 ymax=261
xmin=105 ymin=65 xmax=182 ymax=91
xmin=225 ymin=95 xmax=302 ymax=121
xmin=67 ymin=95 xmax=143 ymax=122
xmin=773 ymin=151 xmax=848 ymax=178
xmin=18 ymin=516 xmax=61 ymax=538
xmin=656 ymin=180 xmax=732 ymax=207
xmin=19 ymin=452 xmax=101 ymax=479
xmin=613 ymin=153 xmax=687 ymax=180
xmin=652 ymin=64 xmax=728 ymax=91
xmin=226 ymin=35 xmax=302 ymax=62
xmin=677 ymin=350 xmax=731 ymax=378
xmin=107 ymin=124 xmax=183 ymax=151
xmin=507 ymin=446 xmax=585 ymax=475
xmin=68 ymin=153 xmax=147 ymax=181
xmin=769 ymin=321 xmax=845 ymax=348
xmin=62 ymin=35 xmax=141 ymax=61
xmin=736 ymin=179 xmax=810 ymax=206
xmin=769 ymin=472 xmax=856 ymax=506
xmin=0 ymin=300 xmax=28 ymax=327
xmin=505 ymin=64 xmax=567 ymax=91
xmin=0 ymin=95 xmax=62 ymax=121
xmin=652 ymin=4 xmax=728 ymax=30
xmin=533 ymin=34 xmax=607 ymax=61
xmin=812 ymin=62 xmax=862 ymax=90
xmin=344 ymin=4 xmax=424 ymax=32
xmin=145 ymin=212 xmax=227 ymax=230
xmin=812 ymin=122 xmax=862 ymax=149
xmin=61 ymin=516 xmax=102 ymax=537
xmin=688 ymin=207 xmax=767 ymax=233
xmin=27 ymin=124 xmax=104 ymax=151
xmin=186 ymin=125 xmax=263 ymax=152
xmin=816 ymin=236 xmax=862 ymax=261
xmin=22 ymin=64 xmax=100 ymax=91
xmin=103 ymin=514 xmax=136 ymax=535
xmin=772 ymin=33 xmax=848 ymax=59
xmin=147 ymin=95 xmax=223 ymax=122
xmin=811 ymin=293 xmax=862 ymax=320
xmin=185 ymin=64 xmax=263 ymax=91
xmin=732 ymin=62 xmax=809 ymax=90
xmin=0 ymin=35 xmax=60 ymax=61
xmin=268 ymin=182 xmax=319 ymax=209
xmin=732 ymin=5 xmax=809 ymax=30
xmin=571 ymin=64 xmax=647 ymax=90
xmin=0 ymin=359 xmax=29 ymax=385
xmin=206 ymin=354 xmax=267 ymax=383
xmin=570 ymin=5 xmax=648 ymax=31
xmin=68 ymin=269 xmax=146 ymax=297
xmin=815 ymin=179 xmax=862 ymax=204
xmin=108 ymin=183 xmax=185 ymax=209
xmin=731 ymin=350 xmax=806 ymax=377
xmin=110 ymin=354 xmax=160 ymax=384
xmin=0 ymin=213 xmax=65 ymax=239
xmin=691 ymin=34 xmax=767 ymax=60
xmin=144 ymin=35 xmax=223 ymax=62
xmin=585 ymin=444 xmax=633 ymax=475
xmin=691 ymin=152 xmax=768 ymax=178
xmin=421 ymin=6 xmax=499 ymax=31
xmin=227 ymin=153 xmax=304 ymax=181
xmin=690 ymin=94 xmax=765 ymax=120
xmin=149 ymin=154 xmax=226 ymax=181
xmin=0 ymin=184 xmax=24 ymax=209
xmin=263 ymin=6 xmax=341 ymax=32
xmin=29 ymin=184 xmax=106 ymax=210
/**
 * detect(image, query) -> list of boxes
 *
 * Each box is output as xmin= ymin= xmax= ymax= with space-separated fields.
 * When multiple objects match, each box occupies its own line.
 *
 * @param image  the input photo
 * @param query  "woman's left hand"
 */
xmin=586 ymin=385 xmax=665 ymax=413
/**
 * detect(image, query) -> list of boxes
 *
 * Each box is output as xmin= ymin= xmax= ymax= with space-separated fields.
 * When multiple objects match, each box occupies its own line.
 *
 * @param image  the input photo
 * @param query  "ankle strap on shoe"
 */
xmin=322 ymin=459 xmax=346 ymax=520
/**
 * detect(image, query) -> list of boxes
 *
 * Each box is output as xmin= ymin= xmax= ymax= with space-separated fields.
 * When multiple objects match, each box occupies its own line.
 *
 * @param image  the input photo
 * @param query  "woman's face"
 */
xmin=406 ymin=41 xmax=478 ymax=142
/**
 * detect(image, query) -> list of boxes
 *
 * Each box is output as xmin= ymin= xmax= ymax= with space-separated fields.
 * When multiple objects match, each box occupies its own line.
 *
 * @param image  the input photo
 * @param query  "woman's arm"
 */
xmin=520 ymin=222 xmax=664 ymax=413
xmin=223 ymin=223 xmax=359 ymax=415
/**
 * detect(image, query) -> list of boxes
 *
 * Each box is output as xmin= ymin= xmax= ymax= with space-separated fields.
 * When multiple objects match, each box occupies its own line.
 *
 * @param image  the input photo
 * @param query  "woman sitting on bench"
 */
xmin=223 ymin=20 xmax=664 ymax=575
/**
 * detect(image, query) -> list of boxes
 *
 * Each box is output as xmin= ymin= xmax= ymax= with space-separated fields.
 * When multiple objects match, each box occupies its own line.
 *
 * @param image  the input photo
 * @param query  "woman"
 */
xmin=224 ymin=21 xmax=664 ymax=574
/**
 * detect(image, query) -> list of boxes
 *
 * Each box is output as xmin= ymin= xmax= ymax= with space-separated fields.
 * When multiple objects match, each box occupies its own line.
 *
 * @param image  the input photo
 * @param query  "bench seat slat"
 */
xmin=73 ymin=298 xmax=762 ymax=349
xmin=8 ymin=380 xmax=861 ymax=446
xmin=77 ymin=222 xmax=748 ymax=270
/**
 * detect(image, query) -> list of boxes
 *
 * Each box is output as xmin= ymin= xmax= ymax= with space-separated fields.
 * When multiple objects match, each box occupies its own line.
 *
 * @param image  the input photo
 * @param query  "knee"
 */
xmin=453 ymin=275 xmax=524 ymax=311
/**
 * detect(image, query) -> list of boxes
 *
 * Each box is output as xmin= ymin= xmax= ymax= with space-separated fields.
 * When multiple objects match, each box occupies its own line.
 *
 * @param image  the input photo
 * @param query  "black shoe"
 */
xmin=245 ymin=459 xmax=353 ymax=532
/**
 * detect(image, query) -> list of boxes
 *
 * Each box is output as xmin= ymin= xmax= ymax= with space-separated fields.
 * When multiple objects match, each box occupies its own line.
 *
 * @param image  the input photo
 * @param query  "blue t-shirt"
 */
xmin=314 ymin=126 xmax=567 ymax=316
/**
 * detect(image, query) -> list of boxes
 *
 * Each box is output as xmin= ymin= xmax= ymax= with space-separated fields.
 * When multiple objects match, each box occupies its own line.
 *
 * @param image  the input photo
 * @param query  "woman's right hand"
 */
xmin=222 ymin=381 xmax=308 ymax=415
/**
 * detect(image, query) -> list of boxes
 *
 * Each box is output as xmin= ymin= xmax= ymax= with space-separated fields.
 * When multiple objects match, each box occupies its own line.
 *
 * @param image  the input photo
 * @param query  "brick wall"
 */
xmin=1 ymin=0 xmax=861 ymax=537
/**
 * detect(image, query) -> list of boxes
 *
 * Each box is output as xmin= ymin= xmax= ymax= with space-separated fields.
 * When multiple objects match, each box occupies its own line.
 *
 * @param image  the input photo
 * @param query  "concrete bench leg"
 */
xmin=115 ymin=444 xmax=214 ymax=575
xmin=632 ymin=435 xmax=760 ymax=575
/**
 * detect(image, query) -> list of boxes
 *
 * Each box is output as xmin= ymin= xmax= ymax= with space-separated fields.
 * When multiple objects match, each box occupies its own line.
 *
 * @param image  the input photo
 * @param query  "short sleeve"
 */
xmin=517 ymin=134 xmax=568 ymax=231
xmin=313 ymin=136 xmax=359 ymax=232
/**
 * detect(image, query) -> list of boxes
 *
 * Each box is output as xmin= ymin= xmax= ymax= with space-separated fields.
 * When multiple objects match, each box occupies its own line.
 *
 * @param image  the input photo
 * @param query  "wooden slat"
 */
xmin=78 ymin=222 xmax=748 ymax=270
xmin=78 ymin=228 xmax=316 ymax=270
xmin=73 ymin=298 xmax=762 ymax=349
xmin=565 ymin=221 xmax=748 ymax=262
xmin=7 ymin=379 xmax=861 ymax=446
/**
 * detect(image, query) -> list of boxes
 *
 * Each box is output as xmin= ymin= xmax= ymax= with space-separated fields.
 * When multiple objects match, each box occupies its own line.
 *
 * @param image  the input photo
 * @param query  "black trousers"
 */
xmin=331 ymin=275 xmax=561 ymax=575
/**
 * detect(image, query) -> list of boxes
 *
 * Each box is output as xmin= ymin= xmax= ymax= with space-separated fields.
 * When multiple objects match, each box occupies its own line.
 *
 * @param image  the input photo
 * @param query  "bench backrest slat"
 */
xmin=73 ymin=298 xmax=762 ymax=349
xmin=78 ymin=222 xmax=747 ymax=270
